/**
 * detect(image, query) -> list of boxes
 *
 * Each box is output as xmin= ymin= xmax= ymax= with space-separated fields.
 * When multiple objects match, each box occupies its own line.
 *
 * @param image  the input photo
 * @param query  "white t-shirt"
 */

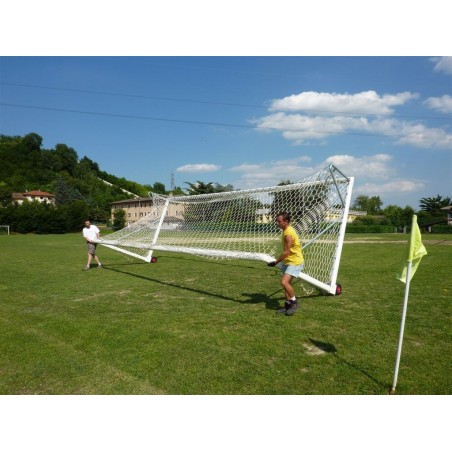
xmin=83 ymin=224 xmax=100 ymax=242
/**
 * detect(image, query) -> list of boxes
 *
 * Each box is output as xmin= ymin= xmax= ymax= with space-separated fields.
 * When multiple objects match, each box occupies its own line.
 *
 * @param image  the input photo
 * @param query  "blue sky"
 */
xmin=1 ymin=56 xmax=451 ymax=208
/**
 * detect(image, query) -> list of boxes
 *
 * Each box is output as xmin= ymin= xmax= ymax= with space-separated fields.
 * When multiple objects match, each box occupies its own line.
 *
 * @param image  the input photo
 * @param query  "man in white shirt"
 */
xmin=82 ymin=220 xmax=102 ymax=270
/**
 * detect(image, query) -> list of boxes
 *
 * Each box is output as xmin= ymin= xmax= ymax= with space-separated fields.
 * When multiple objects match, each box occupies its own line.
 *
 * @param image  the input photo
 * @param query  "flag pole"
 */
xmin=390 ymin=260 xmax=412 ymax=394
xmin=390 ymin=214 xmax=418 ymax=394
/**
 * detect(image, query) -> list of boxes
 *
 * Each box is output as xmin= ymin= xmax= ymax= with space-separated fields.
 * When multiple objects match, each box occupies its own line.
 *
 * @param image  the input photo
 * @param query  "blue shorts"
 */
xmin=276 ymin=262 xmax=304 ymax=277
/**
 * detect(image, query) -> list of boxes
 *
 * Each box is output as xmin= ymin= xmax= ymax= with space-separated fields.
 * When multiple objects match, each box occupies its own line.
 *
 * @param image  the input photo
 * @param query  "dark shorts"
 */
xmin=87 ymin=242 xmax=97 ymax=255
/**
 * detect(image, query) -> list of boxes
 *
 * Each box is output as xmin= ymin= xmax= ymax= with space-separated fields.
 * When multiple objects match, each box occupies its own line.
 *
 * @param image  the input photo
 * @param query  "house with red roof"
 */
xmin=12 ymin=190 xmax=55 ymax=205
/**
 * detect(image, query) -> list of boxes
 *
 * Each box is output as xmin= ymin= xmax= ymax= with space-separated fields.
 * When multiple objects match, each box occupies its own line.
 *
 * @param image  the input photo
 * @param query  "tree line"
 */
xmin=350 ymin=194 xmax=451 ymax=232
xmin=0 ymin=133 xmax=179 ymax=233
xmin=0 ymin=133 xmax=450 ymax=234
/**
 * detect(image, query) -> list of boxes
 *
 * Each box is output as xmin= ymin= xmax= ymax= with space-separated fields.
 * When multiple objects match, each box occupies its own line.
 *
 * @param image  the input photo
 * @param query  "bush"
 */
xmin=346 ymin=224 xmax=397 ymax=233
xmin=0 ymin=200 xmax=88 ymax=234
xmin=430 ymin=224 xmax=452 ymax=234
xmin=112 ymin=209 xmax=126 ymax=231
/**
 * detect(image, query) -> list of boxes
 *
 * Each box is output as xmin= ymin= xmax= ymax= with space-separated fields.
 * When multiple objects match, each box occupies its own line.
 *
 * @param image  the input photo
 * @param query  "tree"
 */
xmin=417 ymin=194 xmax=451 ymax=229
xmin=79 ymin=156 xmax=100 ymax=173
xmin=64 ymin=200 xmax=89 ymax=232
xmin=152 ymin=182 xmax=166 ymax=194
xmin=212 ymin=183 xmax=234 ymax=193
xmin=382 ymin=205 xmax=414 ymax=229
xmin=0 ymin=182 xmax=12 ymax=207
xmin=53 ymin=144 xmax=78 ymax=175
xmin=170 ymin=186 xmax=185 ymax=196
xmin=185 ymin=181 xmax=215 ymax=195
xmin=184 ymin=181 xmax=233 ymax=195
xmin=22 ymin=133 xmax=43 ymax=152
xmin=54 ymin=177 xmax=84 ymax=205
xmin=353 ymin=195 xmax=383 ymax=214
xmin=113 ymin=209 xmax=126 ymax=230
xmin=419 ymin=195 xmax=451 ymax=212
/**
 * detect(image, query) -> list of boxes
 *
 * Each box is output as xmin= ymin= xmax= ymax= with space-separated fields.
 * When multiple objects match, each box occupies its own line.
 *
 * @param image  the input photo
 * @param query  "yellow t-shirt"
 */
xmin=282 ymin=225 xmax=304 ymax=265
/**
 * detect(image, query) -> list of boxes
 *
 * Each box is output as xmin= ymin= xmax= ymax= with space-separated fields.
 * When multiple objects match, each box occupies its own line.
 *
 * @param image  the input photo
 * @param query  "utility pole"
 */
xmin=170 ymin=172 xmax=175 ymax=196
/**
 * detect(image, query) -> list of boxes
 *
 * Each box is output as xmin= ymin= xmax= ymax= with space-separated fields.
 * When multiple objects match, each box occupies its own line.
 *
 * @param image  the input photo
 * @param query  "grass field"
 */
xmin=0 ymin=232 xmax=451 ymax=395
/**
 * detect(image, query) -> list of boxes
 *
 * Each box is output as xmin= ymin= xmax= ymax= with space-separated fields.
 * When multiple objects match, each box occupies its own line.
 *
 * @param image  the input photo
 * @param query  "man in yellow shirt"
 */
xmin=267 ymin=212 xmax=304 ymax=316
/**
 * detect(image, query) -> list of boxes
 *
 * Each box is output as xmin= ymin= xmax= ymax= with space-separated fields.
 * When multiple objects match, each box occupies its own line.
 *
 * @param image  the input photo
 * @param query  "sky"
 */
xmin=1 ymin=56 xmax=451 ymax=209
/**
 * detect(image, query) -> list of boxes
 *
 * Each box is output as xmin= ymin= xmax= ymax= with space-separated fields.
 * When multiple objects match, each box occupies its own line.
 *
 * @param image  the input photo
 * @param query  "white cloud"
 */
xmin=269 ymin=90 xmax=418 ymax=115
xmin=229 ymin=153 xmax=426 ymax=203
xmin=431 ymin=56 xmax=452 ymax=75
xmin=254 ymin=111 xmax=452 ymax=149
xmin=324 ymin=154 xmax=395 ymax=180
xmin=424 ymin=94 xmax=452 ymax=113
xmin=176 ymin=163 xmax=221 ymax=173
xmin=357 ymin=180 xmax=425 ymax=195
xmin=254 ymin=89 xmax=452 ymax=149
xmin=230 ymin=156 xmax=314 ymax=188
xmin=229 ymin=153 xmax=397 ymax=189
xmin=254 ymin=113 xmax=367 ymax=144
xmin=323 ymin=154 xmax=425 ymax=197
xmin=393 ymin=121 xmax=452 ymax=149
xmin=274 ymin=156 xmax=311 ymax=166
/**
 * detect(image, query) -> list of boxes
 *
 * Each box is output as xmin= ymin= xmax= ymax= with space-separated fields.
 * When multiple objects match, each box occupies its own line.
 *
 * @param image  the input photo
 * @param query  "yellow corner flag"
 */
xmin=397 ymin=215 xmax=427 ymax=283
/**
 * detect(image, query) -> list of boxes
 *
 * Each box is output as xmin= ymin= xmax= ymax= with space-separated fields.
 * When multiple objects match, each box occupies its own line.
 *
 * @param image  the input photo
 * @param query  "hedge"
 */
xmin=345 ymin=224 xmax=397 ymax=233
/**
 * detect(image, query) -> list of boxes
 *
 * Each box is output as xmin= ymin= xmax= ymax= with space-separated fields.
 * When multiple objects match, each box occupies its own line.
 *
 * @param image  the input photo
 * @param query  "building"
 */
xmin=441 ymin=206 xmax=452 ymax=225
xmin=327 ymin=209 xmax=367 ymax=223
xmin=110 ymin=197 xmax=185 ymax=226
xmin=12 ymin=190 xmax=55 ymax=205
xmin=256 ymin=208 xmax=366 ymax=224
xmin=111 ymin=196 xmax=366 ymax=227
xmin=256 ymin=208 xmax=272 ymax=224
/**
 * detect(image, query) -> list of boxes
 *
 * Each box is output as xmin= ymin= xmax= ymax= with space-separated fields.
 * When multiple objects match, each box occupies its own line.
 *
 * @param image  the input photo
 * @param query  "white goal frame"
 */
xmin=0 ymin=225 xmax=10 ymax=235
xmin=99 ymin=165 xmax=354 ymax=295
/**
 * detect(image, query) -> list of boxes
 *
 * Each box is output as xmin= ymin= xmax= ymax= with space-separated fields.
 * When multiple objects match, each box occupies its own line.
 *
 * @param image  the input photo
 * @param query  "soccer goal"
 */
xmin=0 ymin=225 xmax=10 ymax=235
xmin=99 ymin=164 xmax=354 ymax=295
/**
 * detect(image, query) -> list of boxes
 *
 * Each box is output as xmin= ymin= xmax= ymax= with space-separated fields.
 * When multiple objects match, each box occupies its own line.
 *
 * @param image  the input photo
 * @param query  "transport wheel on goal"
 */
xmin=335 ymin=283 xmax=342 ymax=296
xmin=151 ymin=257 xmax=158 ymax=263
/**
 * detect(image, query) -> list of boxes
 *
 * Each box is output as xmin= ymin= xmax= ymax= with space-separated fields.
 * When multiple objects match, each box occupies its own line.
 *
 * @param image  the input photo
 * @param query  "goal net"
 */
xmin=99 ymin=164 xmax=354 ymax=294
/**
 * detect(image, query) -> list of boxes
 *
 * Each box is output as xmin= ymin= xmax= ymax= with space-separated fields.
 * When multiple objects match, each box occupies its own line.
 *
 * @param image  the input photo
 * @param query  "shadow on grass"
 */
xmin=103 ymin=257 xmax=327 ymax=312
xmin=241 ymin=290 xmax=325 ymax=309
xmin=241 ymin=292 xmax=280 ymax=310
xmin=308 ymin=338 xmax=388 ymax=390
xmin=152 ymin=254 xmax=266 ymax=271
xmin=102 ymin=254 xmax=300 ymax=310
xmin=309 ymin=338 xmax=337 ymax=353
xmin=103 ymin=264 xmax=279 ymax=309
xmin=102 ymin=261 xmax=149 ymax=267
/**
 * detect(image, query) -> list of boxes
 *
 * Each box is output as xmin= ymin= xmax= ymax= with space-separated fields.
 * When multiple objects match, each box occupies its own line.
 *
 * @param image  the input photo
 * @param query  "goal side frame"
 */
xmin=297 ymin=176 xmax=354 ymax=294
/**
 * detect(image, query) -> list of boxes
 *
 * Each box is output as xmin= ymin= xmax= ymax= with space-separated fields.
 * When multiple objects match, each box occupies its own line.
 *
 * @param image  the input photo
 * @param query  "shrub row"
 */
xmin=430 ymin=224 xmax=452 ymax=233
xmin=0 ymin=201 xmax=89 ymax=234
xmin=346 ymin=224 xmax=397 ymax=233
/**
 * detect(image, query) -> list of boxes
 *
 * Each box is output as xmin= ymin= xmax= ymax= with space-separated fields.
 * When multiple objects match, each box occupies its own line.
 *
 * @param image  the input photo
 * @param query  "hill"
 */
xmin=0 ymin=132 xmax=157 ymax=220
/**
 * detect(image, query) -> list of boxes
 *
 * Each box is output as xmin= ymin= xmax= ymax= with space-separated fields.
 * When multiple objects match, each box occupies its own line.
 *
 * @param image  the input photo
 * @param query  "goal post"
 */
xmin=0 ymin=225 xmax=10 ymax=235
xmin=98 ymin=164 xmax=354 ymax=294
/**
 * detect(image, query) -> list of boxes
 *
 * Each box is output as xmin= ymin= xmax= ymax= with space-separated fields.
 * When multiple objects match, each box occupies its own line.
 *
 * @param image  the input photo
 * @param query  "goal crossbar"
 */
xmin=99 ymin=164 xmax=354 ymax=294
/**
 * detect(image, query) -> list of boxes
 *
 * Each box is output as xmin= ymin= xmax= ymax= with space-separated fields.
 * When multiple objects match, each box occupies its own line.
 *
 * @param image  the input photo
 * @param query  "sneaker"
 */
xmin=285 ymin=300 xmax=299 ymax=316
xmin=83 ymin=265 xmax=90 ymax=271
xmin=98 ymin=263 xmax=102 ymax=268
xmin=276 ymin=301 xmax=290 ymax=314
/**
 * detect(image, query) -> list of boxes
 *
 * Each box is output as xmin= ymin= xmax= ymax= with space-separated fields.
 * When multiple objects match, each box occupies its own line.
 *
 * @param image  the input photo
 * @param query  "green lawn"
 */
xmin=0 ymin=232 xmax=451 ymax=394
